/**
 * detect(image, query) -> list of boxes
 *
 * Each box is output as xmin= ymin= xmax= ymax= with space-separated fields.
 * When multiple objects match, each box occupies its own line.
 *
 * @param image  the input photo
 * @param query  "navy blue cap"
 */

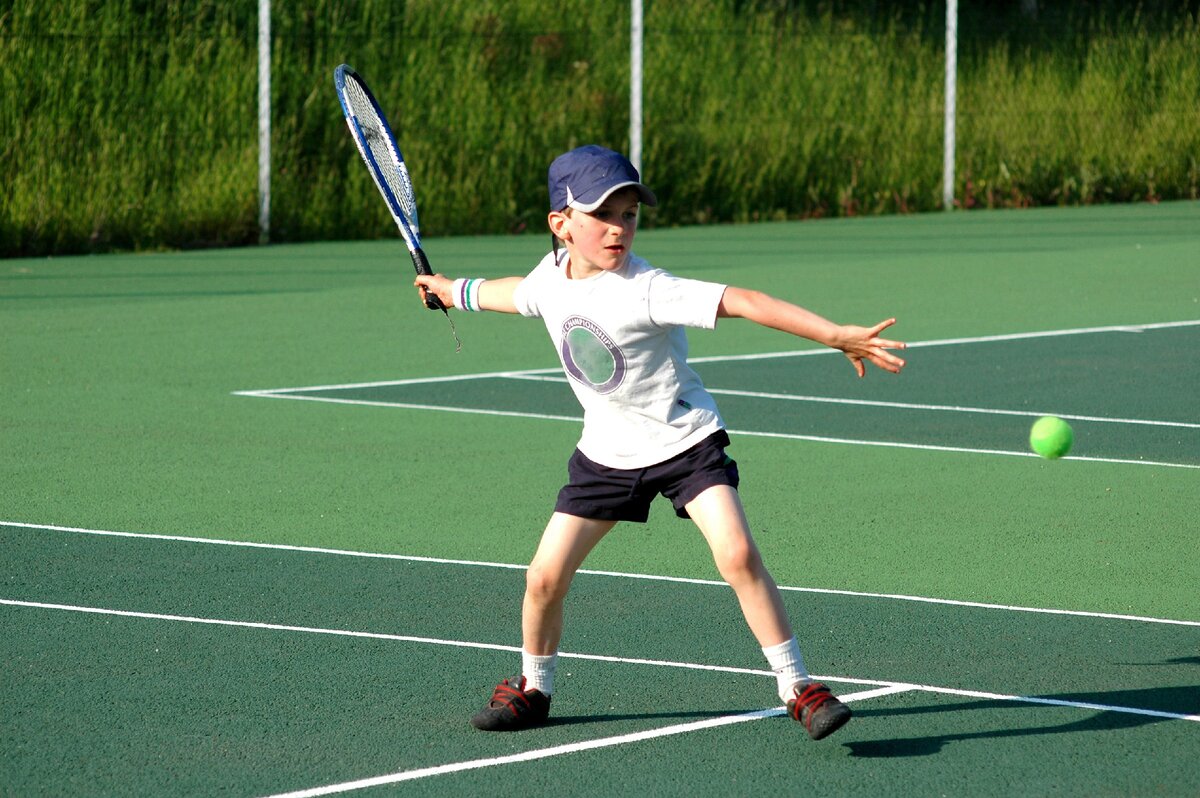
xmin=548 ymin=145 xmax=657 ymax=212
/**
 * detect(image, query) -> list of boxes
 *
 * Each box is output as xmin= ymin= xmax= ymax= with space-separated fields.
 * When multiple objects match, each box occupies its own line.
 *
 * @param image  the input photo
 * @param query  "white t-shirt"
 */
xmin=512 ymin=251 xmax=728 ymax=469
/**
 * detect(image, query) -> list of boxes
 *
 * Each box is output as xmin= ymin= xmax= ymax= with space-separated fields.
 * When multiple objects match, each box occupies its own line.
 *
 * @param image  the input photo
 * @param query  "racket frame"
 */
xmin=334 ymin=64 xmax=443 ymax=310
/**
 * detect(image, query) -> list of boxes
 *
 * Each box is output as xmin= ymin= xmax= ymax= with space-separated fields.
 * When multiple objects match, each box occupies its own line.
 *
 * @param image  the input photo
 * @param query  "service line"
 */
xmin=4 ymin=521 xmax=1198 ymax=627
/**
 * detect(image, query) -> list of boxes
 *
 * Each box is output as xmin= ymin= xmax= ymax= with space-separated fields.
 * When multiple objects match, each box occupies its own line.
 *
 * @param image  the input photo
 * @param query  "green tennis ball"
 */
xmin=1030 ymin=416 xmax=1073 ymax=459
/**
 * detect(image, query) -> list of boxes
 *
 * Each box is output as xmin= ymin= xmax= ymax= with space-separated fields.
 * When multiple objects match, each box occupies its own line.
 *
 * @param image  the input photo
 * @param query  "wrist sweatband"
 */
xmin=451 ymin=278 xmax=486 ymax=311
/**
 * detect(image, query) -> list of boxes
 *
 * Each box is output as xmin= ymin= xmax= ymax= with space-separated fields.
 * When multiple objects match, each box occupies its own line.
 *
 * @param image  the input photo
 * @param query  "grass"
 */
xmin=1 ymin=1 xmax=1197 ymax=255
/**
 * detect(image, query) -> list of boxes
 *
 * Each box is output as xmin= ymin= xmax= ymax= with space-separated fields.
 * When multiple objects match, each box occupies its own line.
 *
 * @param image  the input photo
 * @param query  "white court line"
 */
xmin=708 ymin=388 xmax=1200 ymax=429
xmin=12 ymin=595 xmax=1194 ymax=798
xmin=5 ymin=591 xmax=1197 ymax=795
xmin=231 ymin=364 xmax=564 ymax=396
xmin=236 ymin=391 xmax=1200 ymax=468
xmin=496 ymin=373 xmax=1200 ymax=430
xmin=234 ymin=319 xmax=1200 ymax=394
xmin=232 ymin=320 xmax=1200 ymax=469
xmin=231 ymin=391 xmax=583 ymax=424
xmin=4 ymin=521 xmax=1199 ymax=627
xmin=729 ymin=428 xmax=1200 ymax=470
xmin=259 ymin=708 xmax=788 ymax=797
xmin=6 ymin=598 xmax=1197 ymax=727
xmin=694 ymin=318 xmax=1200 ymax=362
xmin=229 ymin=393 xmax=1200 ymax=469
xmin=255 ymin=684 xmax=912 ymax=798
xmin=232 ymin=367 xmax=561 ymax=397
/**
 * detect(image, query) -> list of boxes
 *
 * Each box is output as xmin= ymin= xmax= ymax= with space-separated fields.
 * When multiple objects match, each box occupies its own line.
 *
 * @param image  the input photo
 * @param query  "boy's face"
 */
xmin=551 ymin=187 xmax=641 ymax=277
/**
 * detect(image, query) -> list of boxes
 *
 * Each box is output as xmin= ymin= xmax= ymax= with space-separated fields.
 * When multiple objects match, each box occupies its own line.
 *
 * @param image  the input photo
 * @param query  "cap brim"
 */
xmin=566 ymin=181 xmax=658 ymax=213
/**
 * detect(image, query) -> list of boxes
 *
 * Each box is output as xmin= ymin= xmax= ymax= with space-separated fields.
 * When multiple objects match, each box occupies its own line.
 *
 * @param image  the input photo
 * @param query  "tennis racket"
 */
xmin=334 ymin=64 xmax=445 ymax=312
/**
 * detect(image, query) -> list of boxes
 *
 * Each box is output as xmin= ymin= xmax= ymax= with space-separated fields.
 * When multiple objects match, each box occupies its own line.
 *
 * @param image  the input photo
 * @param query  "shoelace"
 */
xmin=790 ymin=683 xmax=834 ymax=729
xmin=489 ymin=679 xmax=533 ymax=714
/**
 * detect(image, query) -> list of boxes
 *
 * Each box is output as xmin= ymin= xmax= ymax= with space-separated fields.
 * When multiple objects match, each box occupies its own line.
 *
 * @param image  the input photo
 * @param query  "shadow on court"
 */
xmin=844 ymin=682 xmax=1199 ymax=758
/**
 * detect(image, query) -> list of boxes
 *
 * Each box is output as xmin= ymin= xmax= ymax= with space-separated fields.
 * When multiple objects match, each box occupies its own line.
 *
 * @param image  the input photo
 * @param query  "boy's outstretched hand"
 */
xmin=834 ymin=318 xmax=906 ymax=377
xmin=716 ymin=287 xmax=905 ymax=378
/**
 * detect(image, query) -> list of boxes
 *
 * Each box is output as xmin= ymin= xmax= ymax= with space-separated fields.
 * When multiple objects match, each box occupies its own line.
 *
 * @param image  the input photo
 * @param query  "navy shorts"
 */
xmin=554 ymin=430 xmax=740 ymax=523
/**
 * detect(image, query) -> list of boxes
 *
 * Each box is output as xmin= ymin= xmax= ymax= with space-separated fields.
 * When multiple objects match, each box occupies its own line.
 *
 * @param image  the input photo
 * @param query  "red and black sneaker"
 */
xmin=469 ymin=675 xmax=551 ymax=731
xmin=787 ymin=682 xmax=852 ymax=740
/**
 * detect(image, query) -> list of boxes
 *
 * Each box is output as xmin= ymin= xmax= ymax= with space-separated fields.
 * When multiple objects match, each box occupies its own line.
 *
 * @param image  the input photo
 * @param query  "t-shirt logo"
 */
xmin=561 ymin=315 xmax=626 ymax=394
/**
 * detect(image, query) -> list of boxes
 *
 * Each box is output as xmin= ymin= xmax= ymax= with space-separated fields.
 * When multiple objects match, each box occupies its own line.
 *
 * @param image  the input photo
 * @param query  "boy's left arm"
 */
xmin=717 ymin=286 xmax=906 ymax=377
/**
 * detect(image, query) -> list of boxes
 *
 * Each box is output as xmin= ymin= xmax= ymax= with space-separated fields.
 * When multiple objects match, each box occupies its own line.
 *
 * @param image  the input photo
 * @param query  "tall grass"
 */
xmin=1 ymin=1 xmax=256 ymax=254
xmin=957 ymin=17 xmax=1200 ymax=208
xmin=1 ymin=0 xmax=1197 ymax=256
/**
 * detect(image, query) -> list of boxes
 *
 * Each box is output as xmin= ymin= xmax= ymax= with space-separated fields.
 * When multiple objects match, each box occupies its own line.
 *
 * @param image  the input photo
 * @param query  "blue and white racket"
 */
xmin=334 ymin=64 xmax=446 ymax=312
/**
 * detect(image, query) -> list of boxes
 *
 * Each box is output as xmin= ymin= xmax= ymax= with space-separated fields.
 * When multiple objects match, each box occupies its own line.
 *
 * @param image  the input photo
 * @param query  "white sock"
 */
xmin=762 ymin=638 xmax=809 ymax=703
xmin=521 ymin=650 xmax=557 ymax=696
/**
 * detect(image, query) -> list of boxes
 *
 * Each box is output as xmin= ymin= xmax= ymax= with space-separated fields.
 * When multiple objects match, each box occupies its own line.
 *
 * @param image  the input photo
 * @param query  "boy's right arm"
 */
xmin=718 ymin=286 xmax=906 ymax=377
xmin=414 ymin=274 xmax=524 ymax=314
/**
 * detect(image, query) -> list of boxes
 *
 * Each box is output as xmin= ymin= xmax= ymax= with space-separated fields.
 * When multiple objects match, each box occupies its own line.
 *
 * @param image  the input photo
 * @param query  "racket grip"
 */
xmin=411 ymin=248 xmax=446 ymax=312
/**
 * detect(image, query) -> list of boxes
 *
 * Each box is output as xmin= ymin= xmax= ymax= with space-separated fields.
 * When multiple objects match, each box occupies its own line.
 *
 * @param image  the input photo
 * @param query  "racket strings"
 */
xmin=343 ymin=80 xmax=419 ymax=232
xmin=339 ymin=68 xmax=458 ymax=350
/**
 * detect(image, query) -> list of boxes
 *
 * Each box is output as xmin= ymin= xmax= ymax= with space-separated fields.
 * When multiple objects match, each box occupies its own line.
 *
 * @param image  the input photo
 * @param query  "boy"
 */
xmin=415 ymin=145 xmax=905 ymax=740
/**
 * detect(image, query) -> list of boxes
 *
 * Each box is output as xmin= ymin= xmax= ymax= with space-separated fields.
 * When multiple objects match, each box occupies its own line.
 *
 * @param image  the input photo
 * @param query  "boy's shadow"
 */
xmin=845 ymin=683 xmax=1199 ymax=758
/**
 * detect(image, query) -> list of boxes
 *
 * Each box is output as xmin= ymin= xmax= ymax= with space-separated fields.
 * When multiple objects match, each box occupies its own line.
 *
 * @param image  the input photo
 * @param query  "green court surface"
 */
xmin=3 ymin=524 xmax=1198 ymax=796
xmin=3 ymin=201 xmax=1199 ymax=795
xmin=245 ymin=321 xmax=1200 ymax=467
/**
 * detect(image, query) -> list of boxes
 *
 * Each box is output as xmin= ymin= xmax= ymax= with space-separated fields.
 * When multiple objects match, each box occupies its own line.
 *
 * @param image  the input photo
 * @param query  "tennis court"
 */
xmin=3 ymin=201 xmax=1198 ymax=795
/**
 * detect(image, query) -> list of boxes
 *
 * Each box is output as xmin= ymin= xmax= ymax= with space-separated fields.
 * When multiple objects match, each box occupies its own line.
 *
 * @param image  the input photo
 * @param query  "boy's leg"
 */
xmin=685 ymin=485 xmax=852 ymax=740
xmin=471 ymin=512 xmax=615 ymax=731
xmin=523 ymin=512 xmax=617 ymax=656
xmin=684 ymin=485 xmax=792 ymax=646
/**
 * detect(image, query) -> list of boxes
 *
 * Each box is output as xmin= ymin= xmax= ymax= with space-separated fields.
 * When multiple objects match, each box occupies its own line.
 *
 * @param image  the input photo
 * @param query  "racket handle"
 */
xmin=411 ymin=248 xmax=447 ymax=312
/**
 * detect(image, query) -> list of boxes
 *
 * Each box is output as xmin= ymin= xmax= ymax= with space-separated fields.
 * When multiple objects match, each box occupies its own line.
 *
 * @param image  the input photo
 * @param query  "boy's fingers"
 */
xmin=872 ymin=351 xmax=906 ymax=372
xmin=869 ymin=320 xmax=907 ymax=349
xmin=870 ymin=317 xmax=898 ymax=336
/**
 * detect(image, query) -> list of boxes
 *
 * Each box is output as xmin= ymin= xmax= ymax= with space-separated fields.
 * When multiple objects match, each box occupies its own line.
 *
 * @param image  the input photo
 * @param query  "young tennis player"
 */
xmin=415 ymin=144 xmax=906 ymax=740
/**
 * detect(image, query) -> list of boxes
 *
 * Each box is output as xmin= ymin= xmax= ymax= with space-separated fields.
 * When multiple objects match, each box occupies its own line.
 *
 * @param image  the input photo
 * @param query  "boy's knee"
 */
xmin=526 ymin=562 xmax=570 ymax=602
xmin=714 ymin=538 xmax=763 ymax=584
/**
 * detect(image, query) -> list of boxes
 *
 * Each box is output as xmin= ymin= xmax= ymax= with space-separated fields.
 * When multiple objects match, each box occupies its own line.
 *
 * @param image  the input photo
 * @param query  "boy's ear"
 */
xmin=547 ymin=210 xmax=571 ymax=242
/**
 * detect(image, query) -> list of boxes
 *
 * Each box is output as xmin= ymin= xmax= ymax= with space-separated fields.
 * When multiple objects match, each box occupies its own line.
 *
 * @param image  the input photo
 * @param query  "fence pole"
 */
xmin=630 ymin=0 xmax=644 ymax=178
xmin=258 ymin=0 xmax=271 ymax=243
xmin=943 ymin=0 xmax=957 ymax=210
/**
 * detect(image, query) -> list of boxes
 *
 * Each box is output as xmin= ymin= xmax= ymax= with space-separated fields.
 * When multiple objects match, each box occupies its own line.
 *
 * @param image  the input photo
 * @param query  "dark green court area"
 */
xmin=3 ymin=523 xmax=1197 ymax=797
